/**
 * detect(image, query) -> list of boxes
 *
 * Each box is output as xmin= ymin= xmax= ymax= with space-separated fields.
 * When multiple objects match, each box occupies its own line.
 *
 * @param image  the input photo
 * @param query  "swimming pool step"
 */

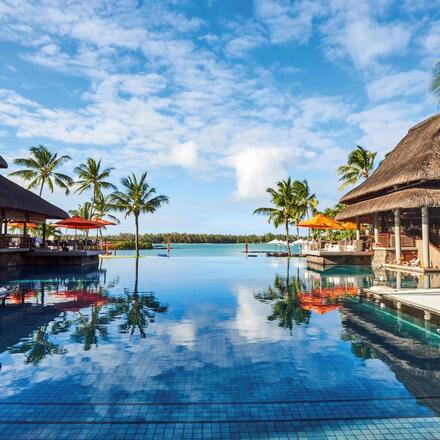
xmin=0 ymin=396 xmax=437 ymax=424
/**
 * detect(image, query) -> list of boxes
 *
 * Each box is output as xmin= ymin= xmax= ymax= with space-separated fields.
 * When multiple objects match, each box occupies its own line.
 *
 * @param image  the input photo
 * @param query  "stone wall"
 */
xmin=0 ymin=250 xmax=99 ymax=269
xmin=0 ymin=251 xmax=26 ymax=269
xmin=306 ymin=253 xmax=372 ymax=266
xmin=372 ymin=248 xmax=396 ymax=270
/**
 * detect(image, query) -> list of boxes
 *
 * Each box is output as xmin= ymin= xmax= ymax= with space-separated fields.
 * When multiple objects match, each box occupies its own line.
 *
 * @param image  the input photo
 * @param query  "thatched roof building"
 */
xmin=337 ymin=113 xmax=440 ymax=221
xmin=0 ymin=155 xmax=68 ymax=221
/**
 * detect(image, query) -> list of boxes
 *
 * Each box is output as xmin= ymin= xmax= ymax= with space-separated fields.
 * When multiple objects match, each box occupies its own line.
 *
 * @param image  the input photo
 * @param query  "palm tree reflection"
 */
xmin=255 ymin=260 xmax=311 ymax=333
xmin=7 ymin=260 xmax=168 ymax=362
xmin=9 ymin=324 xmax=67 ymax=365
xmin=71 ymin=305 xmax=110 ymax=350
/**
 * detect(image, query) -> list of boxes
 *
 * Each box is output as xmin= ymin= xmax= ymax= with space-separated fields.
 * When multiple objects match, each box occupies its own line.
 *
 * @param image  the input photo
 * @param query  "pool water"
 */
xmin=1 ymin=254 xmax=440 ymax=439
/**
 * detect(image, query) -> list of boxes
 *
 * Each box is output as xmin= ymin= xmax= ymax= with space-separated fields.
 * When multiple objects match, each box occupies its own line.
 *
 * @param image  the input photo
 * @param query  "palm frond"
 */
xmin=432 ymin=60 xmax=440 ymax=104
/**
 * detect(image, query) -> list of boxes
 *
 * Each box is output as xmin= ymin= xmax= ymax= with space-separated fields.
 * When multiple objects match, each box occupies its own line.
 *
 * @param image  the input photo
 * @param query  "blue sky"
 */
xmin=0 ymin=0 xmax=439 ymax=234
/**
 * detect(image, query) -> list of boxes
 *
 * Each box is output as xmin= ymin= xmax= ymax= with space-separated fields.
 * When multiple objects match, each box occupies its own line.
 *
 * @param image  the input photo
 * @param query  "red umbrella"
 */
xmin=54 ymin=216 xmax=102 ymax=229
xmin=53 ymin=216 xmax=103 ymax=250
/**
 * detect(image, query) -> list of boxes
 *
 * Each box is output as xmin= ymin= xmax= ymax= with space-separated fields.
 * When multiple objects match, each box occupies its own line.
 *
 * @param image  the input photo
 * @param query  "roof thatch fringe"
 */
xmin=0 ymin=175 xmax=68 ymax=219
xmin=336 ymin=188 xmax=440 ymax=221
xmin=0 ymin=155 xmax=7 ymax=169
xmin=341 ymin=113 xmax=440 ymax=204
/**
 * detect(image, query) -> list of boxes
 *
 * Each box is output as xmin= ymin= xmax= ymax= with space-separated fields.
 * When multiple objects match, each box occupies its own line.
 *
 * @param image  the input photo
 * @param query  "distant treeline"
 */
xmin=104 ymin=232 xmax=294 ymax=249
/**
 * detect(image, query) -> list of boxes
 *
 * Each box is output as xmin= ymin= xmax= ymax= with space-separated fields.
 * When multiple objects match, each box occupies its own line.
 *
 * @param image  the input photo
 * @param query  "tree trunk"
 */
xmin=134 ymin=257 xmax=139 ymax=294
xmin=285 ymin=218 xmax=290 ymax=256
xmin=296 ymin=225 xmax=300 ymax=240
xmin=135 ymin=214 xmax=140 ymax=258
xmin=39 ymin=179 xmax=45 ymax=197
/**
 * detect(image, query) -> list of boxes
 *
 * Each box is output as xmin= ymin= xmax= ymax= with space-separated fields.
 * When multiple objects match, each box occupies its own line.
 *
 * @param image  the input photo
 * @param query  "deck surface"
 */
xmin=367 ymin=286 xmax=440 ymax=317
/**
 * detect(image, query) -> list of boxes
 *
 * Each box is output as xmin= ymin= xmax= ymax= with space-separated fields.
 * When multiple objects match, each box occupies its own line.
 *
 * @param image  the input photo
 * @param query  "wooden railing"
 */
xmin=0 ymin=235 xmax=31 ymax=249
xmin=0 ymin=235 xmax=105 ymax=252
xmin=375 ymin=233 xmax=416 ymax=248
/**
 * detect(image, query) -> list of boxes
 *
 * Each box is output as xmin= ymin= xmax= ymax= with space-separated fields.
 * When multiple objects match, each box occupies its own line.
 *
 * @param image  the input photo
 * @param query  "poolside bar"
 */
xmin=336 ymin=113 xmax=440 ymax=272
xmin=0 ymin=155 xmax=102 ymax=268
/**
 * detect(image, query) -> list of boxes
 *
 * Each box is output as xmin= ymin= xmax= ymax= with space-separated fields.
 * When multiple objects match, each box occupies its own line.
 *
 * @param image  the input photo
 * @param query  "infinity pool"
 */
xmin=1 ymin=255 xmax=440 ymax=439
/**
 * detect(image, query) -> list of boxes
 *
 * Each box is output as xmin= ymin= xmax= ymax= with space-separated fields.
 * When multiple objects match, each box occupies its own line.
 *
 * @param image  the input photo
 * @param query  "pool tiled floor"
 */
xmin=1 ymin=257 xmax=440 ymax=438
xmin=1 ymin=417 xmax=440 ymax=439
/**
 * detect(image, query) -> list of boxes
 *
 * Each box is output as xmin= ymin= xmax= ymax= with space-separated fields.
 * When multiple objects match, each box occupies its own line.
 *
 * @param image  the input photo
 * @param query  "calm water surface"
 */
xmin=1 ymin=247 xmax=440 ymax=438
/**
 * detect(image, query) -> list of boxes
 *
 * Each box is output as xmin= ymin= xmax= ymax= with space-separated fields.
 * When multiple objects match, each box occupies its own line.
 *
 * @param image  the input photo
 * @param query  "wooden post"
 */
xmin=42 ymin=222 xmax=47 ymax=248
xmin=355 ymin=217 xmax=360 ymax=241
xmin=23 ymin=221 xmax=28 ymax=249
xmin=421 ymin=207 xmax=430 ymax=268
xmin=394 ymin=209 xmax=401 ymax=265
xmin=373 ymin=212 xmax=379 ymax=245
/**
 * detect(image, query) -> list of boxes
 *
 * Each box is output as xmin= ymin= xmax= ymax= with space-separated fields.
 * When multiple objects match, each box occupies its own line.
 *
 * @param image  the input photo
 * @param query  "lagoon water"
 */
xmin=1 ymin=245 xmax=440 ymax=438
xmin=125 ymin=242 xmax=300 ymax=257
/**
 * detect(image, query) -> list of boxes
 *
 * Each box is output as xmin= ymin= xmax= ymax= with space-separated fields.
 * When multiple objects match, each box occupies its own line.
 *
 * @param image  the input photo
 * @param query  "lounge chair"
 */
xmin=409 ymin=258 xmax=420 ymax=267
xmin=0 ymin=287 xmax=9 ymax=306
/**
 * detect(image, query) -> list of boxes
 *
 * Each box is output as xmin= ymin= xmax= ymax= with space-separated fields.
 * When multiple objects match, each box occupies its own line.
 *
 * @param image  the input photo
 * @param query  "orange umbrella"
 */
xmin=299 ymin=293 xmax=340 ymax=315
xmin=9 ymin=221 xmax=38 ymax=229
xmin=297 ymin=214 xmax=344 ymax=230
xmin=93 ymin=218 xmax=116 ymax=226
xmin=302 ymin=303 xmax=340 ymax=315
xmin=338 ymin=221 xmax=356 ymax=230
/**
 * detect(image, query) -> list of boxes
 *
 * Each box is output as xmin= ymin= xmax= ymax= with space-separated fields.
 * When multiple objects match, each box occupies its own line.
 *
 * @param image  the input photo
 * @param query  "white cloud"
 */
xmin=224 ymin=146 xmax=297 ymax=200
xmin=421 ymin=20 xmax=440 ymax=55
xmin=225 ymin=23 xmax=266 ymax=57
xmin=347 ymin=102 xmax=429 ymax=154
xmin=169 ymin=142 xmax=199 ymax=169
xmin=229 ymin=284 xmax=287 ymax=341
xmin=322 ymin=1 xmax=411 ymax=69
xmin=255 ymin=0 xmax=322 ymax=44
xmin=366 ymin=70 xmax=431 ymax=101
xmin=0 ymin=0 xmax=436 ymax=229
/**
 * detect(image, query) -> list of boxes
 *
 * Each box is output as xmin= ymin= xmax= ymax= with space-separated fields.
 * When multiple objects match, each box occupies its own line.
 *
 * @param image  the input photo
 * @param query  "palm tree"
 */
xmin=69 ymin=201 xmax=94 ymax=219
xmin=34 ymin=224 xmax=62 ymax=240
xmin=292 ymin=179 xmax=318 ymax=237
xmin=337 ymin=145 xmax=376 ymax=191
xmin=93 ymin=193 xmax=120 ymax=225
xmin=69 ymin=201 xmax=95 ymax=245
xmin=93 ymin=193 xmax=120 ymax=240
xmin=74 ymin=158 xmax=116 ymax=205
xmin=110 ymin=173 xmax=169 ymax=257
xmin=432 ymin=60 xmax=440 ymax=104
xmin=322 ymin=203 xmax=345 ymax=219
xmin=9 ymin=145 xmax=72 ymax=196
xmin=254 ymin=178 xmax=297 ymax=255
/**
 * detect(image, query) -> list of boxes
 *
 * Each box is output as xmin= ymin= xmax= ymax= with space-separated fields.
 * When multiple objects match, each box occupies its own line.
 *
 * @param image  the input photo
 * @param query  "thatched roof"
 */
xmin=0 ymin=155 xmax=7 ymax=169
xmin=0 ymin=175 xmax=68 ymax=219
xmin=341 ymin=113 xmax=440 ymax=204
xmin=336 ymin=188 xmax=440 ymax=221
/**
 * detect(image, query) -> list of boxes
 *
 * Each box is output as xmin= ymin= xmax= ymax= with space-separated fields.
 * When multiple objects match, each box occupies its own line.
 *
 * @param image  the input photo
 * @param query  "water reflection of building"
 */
xmin=0 ymin=263 xmax=168 ymax=364
xmin=372 ymin=268 xmax=440 ymax=290
xmin=341 ymin=299 xmax=440 ymax=415
xmin=304 ymin=267 xmax=373 ymax=292
xmin=0 ymin=268 xmax=107 ymax=344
